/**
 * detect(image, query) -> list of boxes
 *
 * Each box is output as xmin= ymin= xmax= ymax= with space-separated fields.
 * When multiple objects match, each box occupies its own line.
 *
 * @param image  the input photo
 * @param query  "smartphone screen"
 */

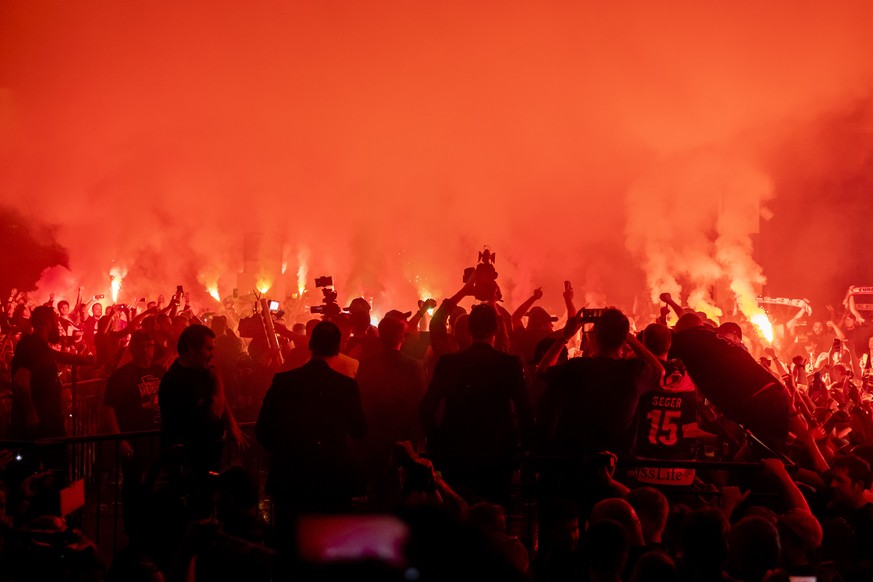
xmin=296 ymin=515 xmax=409 ymax=565
xmin=269 ymin=300 xmax=280 ymax=312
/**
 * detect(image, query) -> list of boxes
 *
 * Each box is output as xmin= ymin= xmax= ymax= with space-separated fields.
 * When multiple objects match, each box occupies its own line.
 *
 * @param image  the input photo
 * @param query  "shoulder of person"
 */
xmin=108 ymin=361 xmax=133 ymax=379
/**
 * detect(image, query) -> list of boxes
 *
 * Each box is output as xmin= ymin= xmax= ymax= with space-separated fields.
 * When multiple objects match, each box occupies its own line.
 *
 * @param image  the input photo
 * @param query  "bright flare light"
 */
xmin=109 ymin=265 xmax=126 ymax=303
xmin=297 ymin=247 xmax=309 ymax=298
xmin=207 ymin=287 xmax=221 ymax=301
xmin=419 ymin=287 xmax=436 ymax=316
xmin=751 ymin=312 xmax=774 ymax=344
xmin=256 ymin=276 xmax=272 ymax=295
xmin=110 ymin=277 xmax=121 ymax=303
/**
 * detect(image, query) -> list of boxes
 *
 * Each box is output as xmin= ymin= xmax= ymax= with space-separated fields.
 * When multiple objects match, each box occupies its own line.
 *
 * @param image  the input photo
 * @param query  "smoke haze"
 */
xmin=1 ymin=1 xmax=871 ymax=317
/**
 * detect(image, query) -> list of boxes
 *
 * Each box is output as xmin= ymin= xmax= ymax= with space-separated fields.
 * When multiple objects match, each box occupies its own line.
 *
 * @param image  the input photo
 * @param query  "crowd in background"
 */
xmin=1 ymin=272 xmax=873 ymax=581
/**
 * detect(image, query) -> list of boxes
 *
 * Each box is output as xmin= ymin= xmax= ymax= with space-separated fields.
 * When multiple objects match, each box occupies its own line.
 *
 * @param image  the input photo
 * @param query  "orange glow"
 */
xmin=256 ymin=274 xmax=272 ymax=296
xmin=1 ymin=4 xmax=870 ymax=316
xmin=751 ymin=312 xmax=774 ymax=344
xmin=109 ymin=266 xmax=126 ymax=303
xmin=207 ymin=287 xmax=220 ymax=301
xmin=297 ymin=248 xmax=309 ymax=298
xmin=110 ymin=278 xmax=121 ymax=303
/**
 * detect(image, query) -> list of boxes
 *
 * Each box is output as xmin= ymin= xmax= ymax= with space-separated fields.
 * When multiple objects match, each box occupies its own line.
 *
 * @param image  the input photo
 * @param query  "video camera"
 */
xmin=463 ymin=246 xmax=501 ymax=302
xmin=310 ymin=276 xmax=341 ymax=317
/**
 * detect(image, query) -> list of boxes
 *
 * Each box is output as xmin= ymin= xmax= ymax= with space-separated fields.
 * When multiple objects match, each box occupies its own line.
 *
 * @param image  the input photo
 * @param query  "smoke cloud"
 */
xmin=0 ymin=2 xmax=870 ymax=318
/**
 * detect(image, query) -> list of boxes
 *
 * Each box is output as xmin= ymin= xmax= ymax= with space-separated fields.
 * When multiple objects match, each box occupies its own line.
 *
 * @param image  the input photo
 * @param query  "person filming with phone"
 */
xmin=535 ymin=307 xmax=664 ymax=511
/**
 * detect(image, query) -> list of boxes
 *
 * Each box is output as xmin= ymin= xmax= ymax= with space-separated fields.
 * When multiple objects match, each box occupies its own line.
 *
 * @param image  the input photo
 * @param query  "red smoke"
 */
xmin=0 ymin=2 xmax=871 ymax=317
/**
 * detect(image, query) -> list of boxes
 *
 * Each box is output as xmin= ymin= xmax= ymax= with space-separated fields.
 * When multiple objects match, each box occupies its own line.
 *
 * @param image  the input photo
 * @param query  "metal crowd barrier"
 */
xmin=0 ymin=427 xmax=796 ymax=565
xmin=0 ymin=422 xmax=265 ymax=564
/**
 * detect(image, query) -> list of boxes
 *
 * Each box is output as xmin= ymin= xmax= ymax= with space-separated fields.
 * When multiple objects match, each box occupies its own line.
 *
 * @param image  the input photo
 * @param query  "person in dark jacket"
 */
xmin=420 ymin=303 xmax=534 ymax=506
xmin=256 ymin=320 xmax=367 ymax=537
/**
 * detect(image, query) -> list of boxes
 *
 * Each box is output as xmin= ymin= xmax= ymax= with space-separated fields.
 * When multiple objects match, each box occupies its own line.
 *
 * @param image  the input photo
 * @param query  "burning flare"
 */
xmin=256 ymin=275 xmax=272 ymax=295
xmin=750 ymin=312 xmax=774 ymax=344
xmin=297 ymin=247 xmax=309 ymax=297
xmin=207 ymin=287 xmax=221 ymax=302
xmin=109 ymin=265 xmax=127 ymax=303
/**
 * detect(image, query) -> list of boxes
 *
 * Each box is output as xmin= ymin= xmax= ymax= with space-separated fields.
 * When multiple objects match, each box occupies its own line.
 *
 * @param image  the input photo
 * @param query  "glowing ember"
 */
xmin=750 ymin=312 xmax=774 ymax=344
xmin=207 ymin=287 xmax=221 ymax=301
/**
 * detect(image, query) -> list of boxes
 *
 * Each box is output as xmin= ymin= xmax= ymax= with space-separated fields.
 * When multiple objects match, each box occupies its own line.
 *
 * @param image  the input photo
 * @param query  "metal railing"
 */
xmin=0 ymin=422 xmax=265 ymax=564
xmin=0 ymin=426 xmax=795 ymax=565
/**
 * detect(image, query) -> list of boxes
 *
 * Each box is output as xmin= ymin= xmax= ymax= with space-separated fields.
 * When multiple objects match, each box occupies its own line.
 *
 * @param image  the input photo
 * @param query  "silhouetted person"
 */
xmin=11 ymin=305 xmax=93 ymax=440
xmin=256 ymin=320 xmax=367 ymax=539
xmin=535 ymin=308 xmax=662 ymax=516
xmin=357 ymin=316 xmax=427 ymax=509
xmin=669 ymin=312 xmax=793 ymax=453
xmin=158 ymin=324 xmax=244 ymax=516
xmin=420 ymin=303 xmax=534 ymax=506
xmin=103 ymin=330 xmax=164 ymax=535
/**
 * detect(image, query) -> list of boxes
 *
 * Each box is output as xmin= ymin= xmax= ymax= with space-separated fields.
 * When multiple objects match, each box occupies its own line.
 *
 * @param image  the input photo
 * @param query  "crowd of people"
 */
xmin=1 ymin=271 xmax=873 ymax=581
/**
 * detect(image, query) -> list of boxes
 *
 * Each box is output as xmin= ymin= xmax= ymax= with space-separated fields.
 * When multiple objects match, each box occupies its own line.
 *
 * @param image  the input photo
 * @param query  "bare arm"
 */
xmin=408 ymin=298 xmax=437 ymax=334
xmin=626 ymin=332 xmax=665 ymax=382
xmin=52 ymin=349 xmax=95 ymax=366
xmin=536 ymin=315 xmax=582 ymax=376
xmin=849 ymin=295 xmax=866 ymax=324
xmin=785 ymin=308 xmax=806 ymax=333
xmin=511 ymin=288 xmax=542 ymax=332
xmin=765 ymin=348 xmax=790 ymax=378
xmin=563 ymin=283 xmax=576 ymax=320
xmin=659 ymin=292 xmax=685 ymax=318
xmin=760 ymin=458 xmax=812 ymax=513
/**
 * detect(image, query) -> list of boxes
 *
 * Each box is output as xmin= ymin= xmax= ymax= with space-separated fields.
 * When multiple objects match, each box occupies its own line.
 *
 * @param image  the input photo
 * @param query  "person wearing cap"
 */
xmin=716 ymin=321 xmax=745 ymax=349
xmin=343 ymin=297 xmax=380 ymax=361
xmin=357 ymin=316 xmax=427 ymax=509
